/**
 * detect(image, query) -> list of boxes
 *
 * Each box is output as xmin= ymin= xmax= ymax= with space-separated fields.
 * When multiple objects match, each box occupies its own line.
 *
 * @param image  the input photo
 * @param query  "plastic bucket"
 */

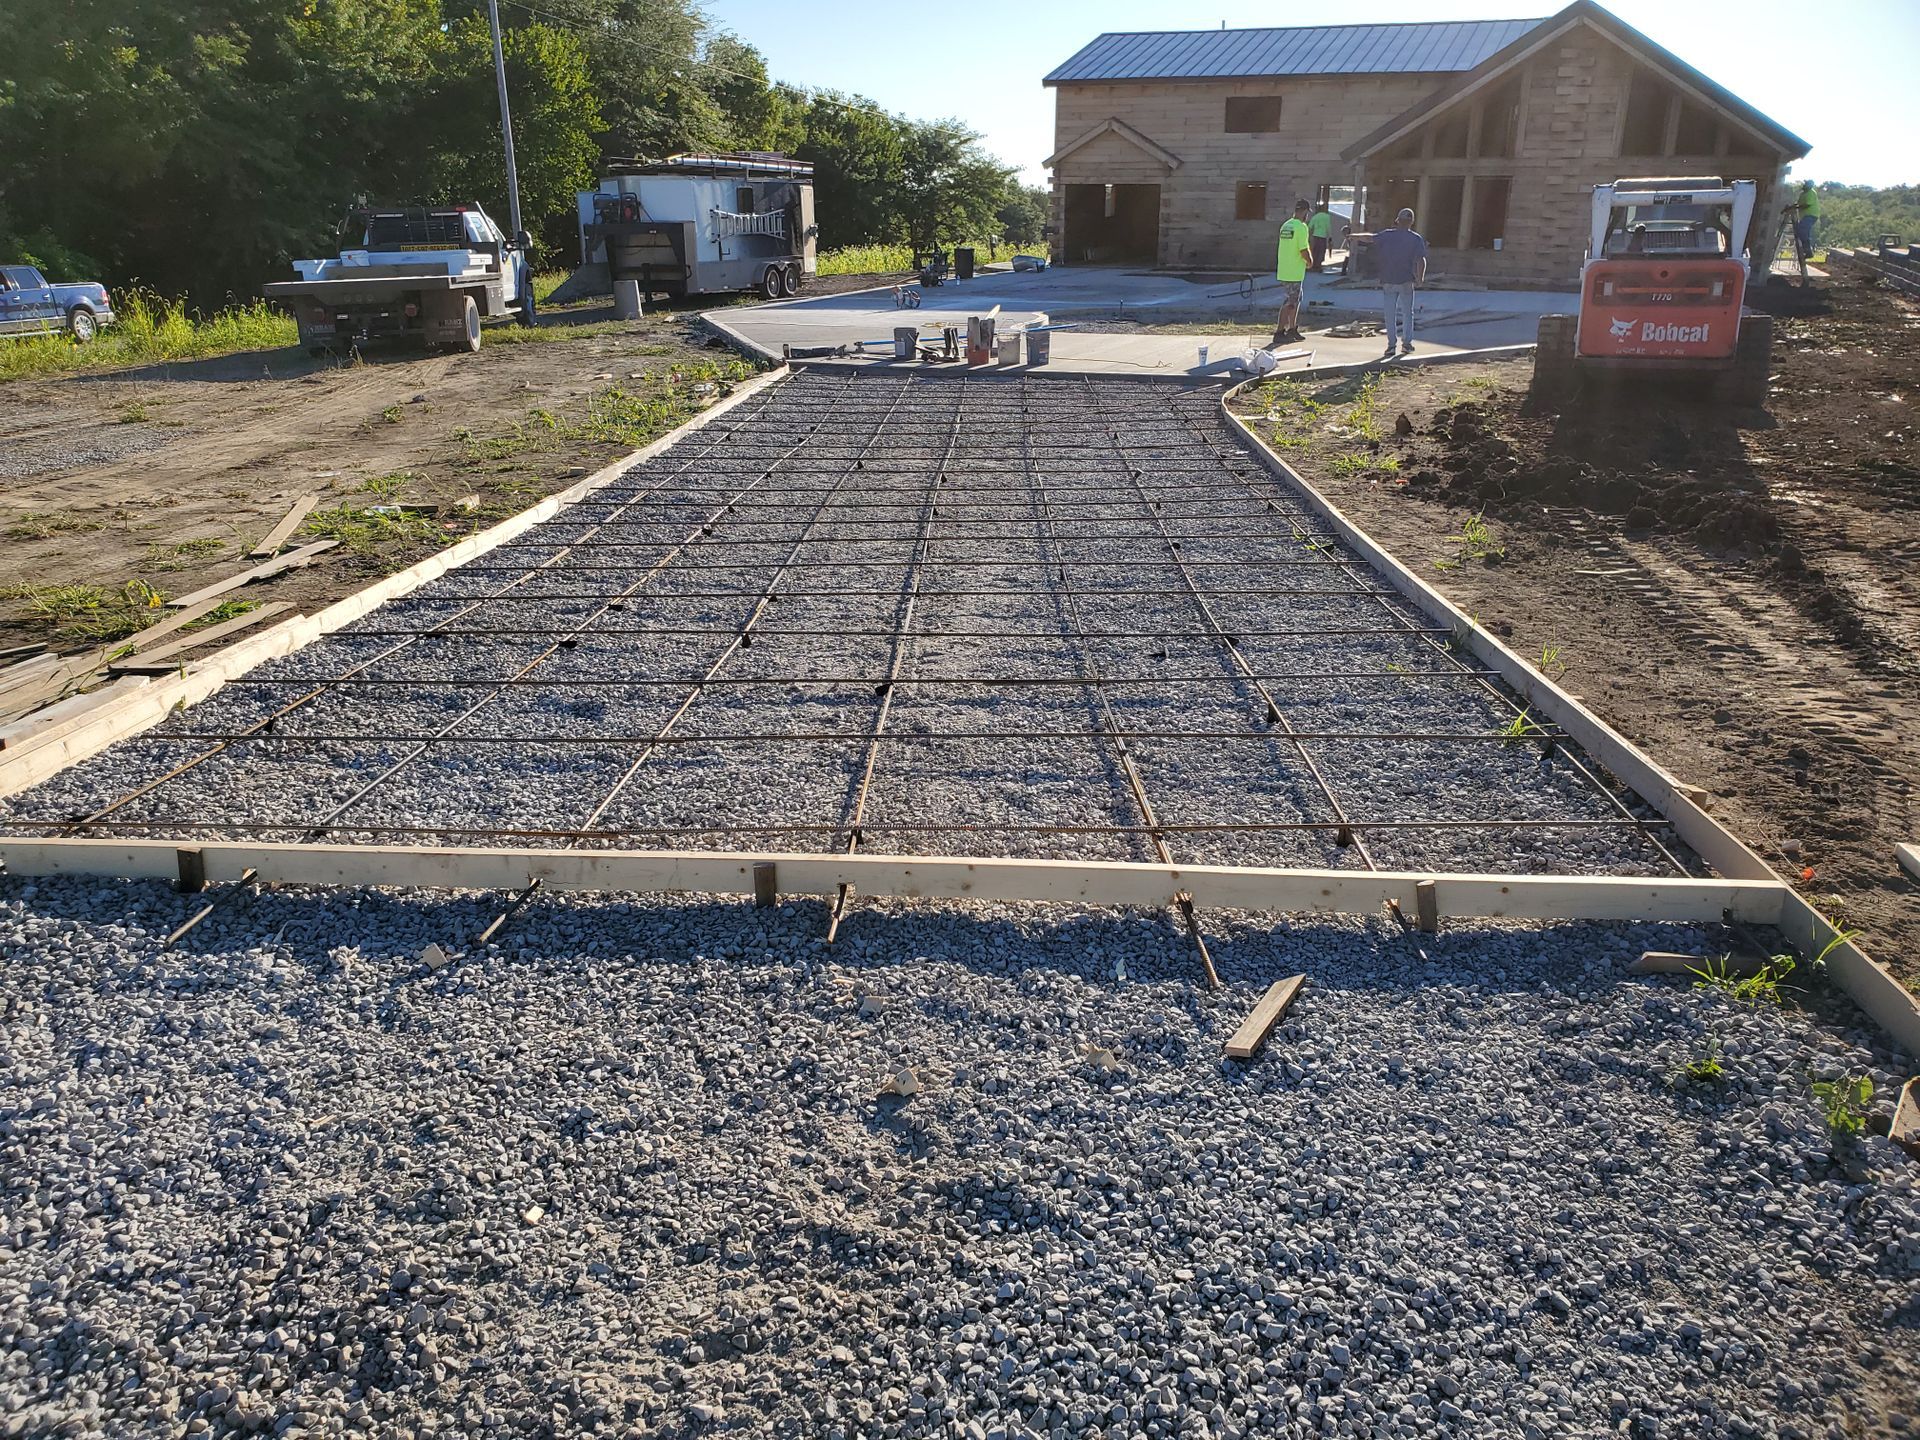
xmin=1025 ymin=329 xmax=1051 ymax=366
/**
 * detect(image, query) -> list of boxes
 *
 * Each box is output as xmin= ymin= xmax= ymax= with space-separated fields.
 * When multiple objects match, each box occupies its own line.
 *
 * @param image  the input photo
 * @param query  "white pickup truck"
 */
xmin=264 ymin=204 xmax=535 ymax=354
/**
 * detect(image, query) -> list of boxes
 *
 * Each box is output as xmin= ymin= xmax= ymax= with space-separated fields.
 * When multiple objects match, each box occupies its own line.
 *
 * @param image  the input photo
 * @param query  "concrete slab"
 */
xmin=714 ymin=264 xmax=1570 ymax=379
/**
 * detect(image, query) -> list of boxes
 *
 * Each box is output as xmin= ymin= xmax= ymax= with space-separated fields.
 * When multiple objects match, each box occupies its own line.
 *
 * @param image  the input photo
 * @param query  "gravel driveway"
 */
xmin=2 ymin=877 xmax=1915 ymax=1439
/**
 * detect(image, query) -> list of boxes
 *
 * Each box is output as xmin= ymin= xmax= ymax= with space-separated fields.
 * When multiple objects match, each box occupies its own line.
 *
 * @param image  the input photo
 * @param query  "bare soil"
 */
xmin=0 ymin=303 xmax=760 ymax=663
xmin=1233 ymin=267 xmax=1920 ymax=986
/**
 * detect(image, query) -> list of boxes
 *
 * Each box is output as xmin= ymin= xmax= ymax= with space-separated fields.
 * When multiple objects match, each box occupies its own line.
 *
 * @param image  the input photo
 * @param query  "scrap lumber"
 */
xmin=250 ymin=494 xmax=320 ymax=558
xmin=1898 ymin=843 xmax=1920 ymax=883
xmin=1892 ymin=1078 xmax=1920 ymax=1160
xmin=1224 ymin=974 xmax=1306 ymax=1059
xmin=0 ymin=677 xmax=150 ymax=752
xmin=167 ymin=541 xmax=338 ymax=610
xmin=0 ymin=652 xmax=62 ymax=698
xmin=109 ymin=603 xmax=291 ymax=673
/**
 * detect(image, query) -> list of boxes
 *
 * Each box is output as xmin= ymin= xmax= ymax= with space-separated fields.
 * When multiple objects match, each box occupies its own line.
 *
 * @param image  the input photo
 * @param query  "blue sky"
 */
xmin=704 ymin=0 xmax=1914 ymax=187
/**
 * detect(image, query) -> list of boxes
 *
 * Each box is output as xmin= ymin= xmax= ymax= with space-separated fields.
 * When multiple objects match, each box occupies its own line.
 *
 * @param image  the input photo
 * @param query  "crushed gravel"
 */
xmin=2 ymin=874 xmax=1916 ymax=1439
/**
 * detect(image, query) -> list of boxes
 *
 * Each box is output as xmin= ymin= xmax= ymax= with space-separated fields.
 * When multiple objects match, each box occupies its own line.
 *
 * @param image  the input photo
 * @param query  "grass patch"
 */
xmin=119 ymin=402 xmax=150 ymax=424
xmin=1435 ymin=513 xmax=1506 ymax=572
xmin=359 ymin=472 xmax=414 ymax=500
xmin=302 ymin=502 xmax=447 ymax=556
xmin=2 ymin=579 xmax=168 ymax=642
xmin=6 ymin=511 xmax=104 ymax=541
xmin=0 ymin=290 xmax=295 ymax=383
xmin=815 ymin=240 xmax=1048 ymax=277
xmin=143 ymin=536 xmax=227 ymax=571
xmin=1328 ymin=453 xmax=1373 ymax=477
xmin=1258 ymin=379 xmax=1330 ymax=450
xmin=1346 ymin=373 xmax=1384 ymax=442
xmin=532 ymin=270 xmax=574 ymax=305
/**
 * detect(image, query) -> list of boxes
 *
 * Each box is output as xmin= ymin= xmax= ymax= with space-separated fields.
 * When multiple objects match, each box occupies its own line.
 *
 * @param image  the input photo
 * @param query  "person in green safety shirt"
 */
xmin=1271 ymin=199 xmax=1313 ymax=346
xmin=1790 ymin=178 xmax=1820 ymax=263
xmin=1308 ymin=201 xmax=1334 ymax=273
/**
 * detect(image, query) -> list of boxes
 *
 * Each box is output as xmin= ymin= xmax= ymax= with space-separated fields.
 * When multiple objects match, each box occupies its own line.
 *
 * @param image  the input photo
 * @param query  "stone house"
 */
xmin=1042 ymin=1 xmax=1808 ymax=283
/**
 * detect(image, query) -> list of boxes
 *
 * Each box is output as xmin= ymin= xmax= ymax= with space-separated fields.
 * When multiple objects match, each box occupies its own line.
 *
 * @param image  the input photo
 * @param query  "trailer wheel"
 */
xmin=456 ymin=295 xmax=481 ymax=353
xmin=67 ymin=307 xmax=98 ymax=344
xmin=1528 ymin=314 xmax=1579 ymax=409
xmin=759 ymin=266 xmax=783 ymax=301
xmin=782 ymin=262 xmax=802 ymax=296
xmin=1714 ymin=314 xmax=1773 ymax=410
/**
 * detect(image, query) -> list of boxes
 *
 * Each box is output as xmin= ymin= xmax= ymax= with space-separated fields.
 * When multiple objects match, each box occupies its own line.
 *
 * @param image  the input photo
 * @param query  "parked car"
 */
xmin=0 ymin=265 xmax=115 ymax=343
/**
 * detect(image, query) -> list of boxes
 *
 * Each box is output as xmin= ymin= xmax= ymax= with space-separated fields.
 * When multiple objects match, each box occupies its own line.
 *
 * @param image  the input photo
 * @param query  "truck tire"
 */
xmin=782 ymin=262 xmax=802 ymax=296
xmin=67 ymin=307 xmax=98 ymax=344
xmin=1714 ymin=314 xmax=1773 ymax=410
xmin=1529 ymin=314 xmax=1579 ymax=408
xmin=760 ymin=266 xmax=783 ymax=301
xmin=456 ymin=295 xmax=481 ymax=353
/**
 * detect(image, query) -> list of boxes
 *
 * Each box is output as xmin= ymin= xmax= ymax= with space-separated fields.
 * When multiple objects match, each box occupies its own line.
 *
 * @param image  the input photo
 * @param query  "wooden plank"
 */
xmin=1217 ymin=387 xmax=1920 ymax=1055
xmin=0 ymin=839 xmax=1788 ymax=924
xmin=166 ymin=541 xmax=339 ymax=610
xmin=121 ymin=594 xmax=240 ymax=654
xmin=0 ymin=677 xmax=150 ymax=753
xmin=250 ymin=494 xmax=320 ymax=558
xmin=1225 ymin=974 xmax=1306 ymax=1059
xmin=0 ymin=653 xmax=61 ymax=698
xmin=108 ymin=603 xmax=290 ymax=672
xmin=1898 ymin=842 xmax=1920 ymax=883
xmin=1218 ymin=397 xmax=1775 ymax=884
xmin=0 ymin=366 xmax=793 ymax=799
xmin=1892 ymin=1078 xmax=1920 ymax=1160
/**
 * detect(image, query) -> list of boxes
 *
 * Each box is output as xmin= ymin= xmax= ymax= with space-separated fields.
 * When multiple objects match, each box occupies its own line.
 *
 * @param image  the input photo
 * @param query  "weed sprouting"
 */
xmin=5 ymin=511 xmax=104 ymax=541
xmin=1812 ymin=1074 xmax=1873 ymax=1135
xmin=1329 ymin=453 xmax=1371 ymax=476
xmin=2 ymin=579 xmax=168 ymax=641
xmin=1347 ymin=373 xmax=1384 ymax=441
xmin=1497 ymin=708 xmax=1547 ymax=743
xmin=1539 ymin=643 xmax=1568 ymax=679
xmin=1454 ymin=513 xmax=1505 ymax=560
xmin=1679 ymin=1040 xmax=1725 ymax=1085
xmin=1690 ymin=953 xmax=1794 ymax=1008
xmin=358 ymin=472 xmax=414 ymax=501
xmin=379 ymin=405 xmax=403 ymax=425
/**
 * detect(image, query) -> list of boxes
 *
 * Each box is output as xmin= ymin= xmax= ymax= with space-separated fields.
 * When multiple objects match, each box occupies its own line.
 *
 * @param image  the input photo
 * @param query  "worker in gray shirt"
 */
xmin=1372 ymin=208 xmax=1429 ymax=358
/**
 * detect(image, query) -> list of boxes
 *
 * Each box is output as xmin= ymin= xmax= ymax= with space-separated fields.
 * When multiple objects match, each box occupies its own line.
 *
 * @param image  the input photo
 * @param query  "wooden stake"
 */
xmin=753 ymin=861 xmax=777 ymax=908
xmin=1414 ymin=878 xmax=1438 ymax=934
xmin=1225 ymin=975 xmax=1305 ymax=1059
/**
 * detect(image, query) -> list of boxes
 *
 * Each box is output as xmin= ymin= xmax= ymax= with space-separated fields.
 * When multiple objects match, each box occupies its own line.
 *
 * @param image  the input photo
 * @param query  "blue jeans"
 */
xmin=1795 ymin=214 xmax=1818 ymax=256
xmin=1383 ymin=283 xmax=1415 ymax=349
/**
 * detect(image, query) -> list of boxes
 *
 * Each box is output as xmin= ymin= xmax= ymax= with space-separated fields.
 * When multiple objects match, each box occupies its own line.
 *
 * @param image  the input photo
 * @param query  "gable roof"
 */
xmin=1341 ymin=0 xmax=1809 ymax=161
xmin=1044 ymin=18 xmax=1542 ymax=85
xmin=1044 ymin=117 xmax=1182 ymax=172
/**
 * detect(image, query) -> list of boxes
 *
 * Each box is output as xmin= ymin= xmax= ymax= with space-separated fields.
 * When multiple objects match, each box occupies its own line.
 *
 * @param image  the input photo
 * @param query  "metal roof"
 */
xmin=1044 ymin=18 xmax=1544 ymax=85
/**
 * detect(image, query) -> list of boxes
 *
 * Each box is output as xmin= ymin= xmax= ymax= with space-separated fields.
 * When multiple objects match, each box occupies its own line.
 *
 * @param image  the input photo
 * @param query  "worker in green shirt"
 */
xmin=1271 ymin=199 xmax=1313 ymax=346
xmin=1790 ymin=178 xmax=1820 ymax=263
xmin=1308 ymin=202 xmax=1334 ymax=273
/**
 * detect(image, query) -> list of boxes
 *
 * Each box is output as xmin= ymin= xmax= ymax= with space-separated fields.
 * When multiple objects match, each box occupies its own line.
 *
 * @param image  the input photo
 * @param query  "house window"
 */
xmin=1674 ymin=100 xmax=1717 ymax=154
xmin=1474 ymin=77 xmax=1521 ymax=158
xmin=1225 ymin=97 xmax=1282 ymax=133
xmin=1622 ymin=72 xmax=1672 ymax=155
xmin=1468 ymin=176 xmax=1512 ymax=249
xmin=1235 ymin=182 xmax=1269 ymax=221
xmin=1427 ymin=177 xmax=1466 ymax=249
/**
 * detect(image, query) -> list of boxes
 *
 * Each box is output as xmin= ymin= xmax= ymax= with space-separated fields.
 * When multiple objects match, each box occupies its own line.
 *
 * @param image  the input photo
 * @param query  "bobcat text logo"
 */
xmin=1637 ymin=321 xmax=1711 ymax=343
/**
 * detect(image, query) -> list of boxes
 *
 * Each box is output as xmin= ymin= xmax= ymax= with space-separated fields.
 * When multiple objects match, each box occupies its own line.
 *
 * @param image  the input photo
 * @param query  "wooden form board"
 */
xmin=1217 ymin=384 xmax=1920 ymax=1056
xmin=166 ymin=540 xmax=339 ymax=609
xmin=109 ymin=603 xmax=290 ymax=672
xmin=0 ymin=366 xmax=793 ymax=802
xmin=0 ymin=677 xmax=150 ymax=753
xmin=0 ymin=838 xmax=1788 ymax=925
xmin=251 ymin=495 xmax=321 ymax=558
xmin=1225 ymin=975 xmax=1305 ymax=1059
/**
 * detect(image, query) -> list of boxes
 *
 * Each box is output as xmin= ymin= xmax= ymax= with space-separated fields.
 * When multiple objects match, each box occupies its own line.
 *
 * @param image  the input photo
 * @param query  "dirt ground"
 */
xmin=0 ymin=299 xmax=768 ymax=669
xmin=1233 ymin=267 xmax=1920 ymax=988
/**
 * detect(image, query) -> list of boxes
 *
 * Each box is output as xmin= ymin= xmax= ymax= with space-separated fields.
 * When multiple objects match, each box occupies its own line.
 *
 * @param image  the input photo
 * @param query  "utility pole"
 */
xmin=485 ymin=0 xmax=525 ymax=241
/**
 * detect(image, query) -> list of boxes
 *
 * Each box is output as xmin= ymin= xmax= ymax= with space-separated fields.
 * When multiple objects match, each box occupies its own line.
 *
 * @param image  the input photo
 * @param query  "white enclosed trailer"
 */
xmin=576 ymin=153 xmax=816 ymax=302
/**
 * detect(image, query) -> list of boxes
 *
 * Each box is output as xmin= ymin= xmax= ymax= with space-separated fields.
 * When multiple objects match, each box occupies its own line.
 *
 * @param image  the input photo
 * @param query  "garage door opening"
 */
xmin=1062 ymin=183 xmax=1160 ymax=265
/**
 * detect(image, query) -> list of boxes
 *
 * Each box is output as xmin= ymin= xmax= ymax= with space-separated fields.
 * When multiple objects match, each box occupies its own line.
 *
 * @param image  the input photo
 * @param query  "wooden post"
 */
xmin=174 ymin=847 xmax=207 ymax=895
xmin=1415 ymin=878 xmax=1439 ymax=934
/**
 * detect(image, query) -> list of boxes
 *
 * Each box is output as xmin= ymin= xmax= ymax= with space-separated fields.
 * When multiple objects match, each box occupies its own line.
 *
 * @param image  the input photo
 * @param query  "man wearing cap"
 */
xmin=1308 ymin=201 xmax=1334 ymax=273
xmin=1372 ymin=207 xmax=1428 ymax=358
xmin=1271 ymin=199 xmax=1313 ymax=346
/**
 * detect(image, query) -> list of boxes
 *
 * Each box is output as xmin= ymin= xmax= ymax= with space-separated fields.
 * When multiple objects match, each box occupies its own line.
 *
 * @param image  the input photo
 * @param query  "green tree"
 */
xmin=997 ymin=183 xmax=1050 ymax=249
xmin=896 ymin=119 xmax=1015 ymax=257
xmin=702 ymin=36 xmax=803 ymax=153
xmin=421 ymin=17 xmax=604 ymax=260
xmin=797 ymin=94 xmax=907 ymax=249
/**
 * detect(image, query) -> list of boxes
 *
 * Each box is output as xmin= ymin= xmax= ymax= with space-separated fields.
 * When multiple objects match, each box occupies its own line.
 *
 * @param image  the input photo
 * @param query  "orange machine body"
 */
xmin=1576 ymin=255 xmax=1747 ymax=362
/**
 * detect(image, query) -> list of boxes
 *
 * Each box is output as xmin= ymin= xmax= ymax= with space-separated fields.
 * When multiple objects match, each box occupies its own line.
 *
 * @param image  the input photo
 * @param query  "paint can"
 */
xmin=998 ymin=333 xmax=1022 ymax=366
xmin=894 ymin=326 xmax=918 ymax=360
xmin=1025 ymin=329 xmax=1051 ymax=366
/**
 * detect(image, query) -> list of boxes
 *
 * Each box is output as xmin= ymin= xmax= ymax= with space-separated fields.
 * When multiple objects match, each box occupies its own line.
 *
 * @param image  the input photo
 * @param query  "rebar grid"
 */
xmin=5 ymin=371 xmax=1691 ymax=889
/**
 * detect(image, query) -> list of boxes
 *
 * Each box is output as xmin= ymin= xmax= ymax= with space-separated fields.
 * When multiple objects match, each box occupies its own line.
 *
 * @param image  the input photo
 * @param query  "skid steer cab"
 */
xmin=1532 ymin=178 xmax=1772 ymax=407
